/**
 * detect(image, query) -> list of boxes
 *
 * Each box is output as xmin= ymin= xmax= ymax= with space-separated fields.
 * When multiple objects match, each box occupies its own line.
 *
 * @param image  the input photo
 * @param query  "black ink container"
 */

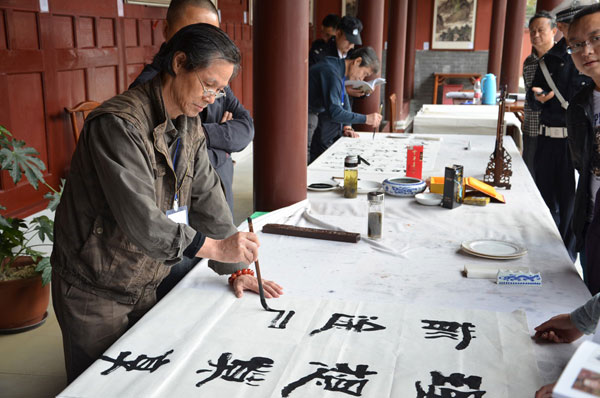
xmin=368 ymin=191 xmax=384 ymax=240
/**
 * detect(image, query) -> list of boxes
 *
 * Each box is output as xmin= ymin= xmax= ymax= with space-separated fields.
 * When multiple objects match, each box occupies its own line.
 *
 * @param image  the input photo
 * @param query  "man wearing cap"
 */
xmin=527 ymin=0 xmax=595 ymax=262
xmin=309 ymin=15 xmax=363 ymax=67
xmin=308 ymin=47 xmax=383 ymax=163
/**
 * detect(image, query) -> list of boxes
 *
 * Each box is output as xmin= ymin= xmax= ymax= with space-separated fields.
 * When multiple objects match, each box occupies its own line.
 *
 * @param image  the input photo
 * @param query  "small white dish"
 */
xmin=308 ymin=180 xmax=339 ymax=191
xmin=357 ymin=180 xmax=382 ymax=194
xmin=338 ymin=180 xmax=381 ymax=194
xmin=415 ymin=193 xmax=442 ymax=206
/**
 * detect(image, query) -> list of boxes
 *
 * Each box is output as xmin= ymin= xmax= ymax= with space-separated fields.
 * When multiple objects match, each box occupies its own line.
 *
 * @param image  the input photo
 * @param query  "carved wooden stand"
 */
xmin=484 ymin=85 xmax=512 ymax=189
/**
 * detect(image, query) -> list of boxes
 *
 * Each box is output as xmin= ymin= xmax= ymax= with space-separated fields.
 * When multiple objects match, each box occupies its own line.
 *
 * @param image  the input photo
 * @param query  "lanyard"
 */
xmin=172 ymin=138 xmax=181 ymax=210
xmin=341 ymin=76 xmax=346 ymax=107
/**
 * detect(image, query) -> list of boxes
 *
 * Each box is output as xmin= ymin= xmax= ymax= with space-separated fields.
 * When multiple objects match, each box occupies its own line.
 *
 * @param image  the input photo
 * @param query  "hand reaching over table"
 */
xmin=198 ymin=232 xmax=260 ymax=265
xmin=365 ymin=112 xmax=382 ymax=129
xmin=343 ymin=125 xmax=359 ymax=138
xmin=534 ymin=382 xmax=556 ymax=398
xmin=533 ymin=313 xmax=584 ymax=343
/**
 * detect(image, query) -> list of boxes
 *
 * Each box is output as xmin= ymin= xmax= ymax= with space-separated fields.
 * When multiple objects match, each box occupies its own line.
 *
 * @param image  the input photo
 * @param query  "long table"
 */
xmin=58 ymin=133 xmax=591 ymax=397
xmin=413 ymin=105 xmax=523 ymax=149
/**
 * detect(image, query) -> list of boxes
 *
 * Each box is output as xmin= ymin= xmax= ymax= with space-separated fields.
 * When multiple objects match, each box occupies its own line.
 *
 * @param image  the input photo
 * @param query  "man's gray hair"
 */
xmin=347 ymin=47 xmax=380 ymax=75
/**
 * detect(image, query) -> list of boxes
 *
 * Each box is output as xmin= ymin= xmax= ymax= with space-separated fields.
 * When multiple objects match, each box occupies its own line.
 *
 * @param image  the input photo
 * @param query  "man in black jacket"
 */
xmin=527 ymin=1 xmax=593 ymax=262
xmin=309 ymin=15 xmax=363 ymax=67
xmin=130 ymin=0 xmax=253 ymax=215
xmin=130 ymin=0 xmax=254 ymax=299
xmin=566 ymin=3 xmax=600 ymax=294
xmin=310 ymin=13 xmax=340 ymax=57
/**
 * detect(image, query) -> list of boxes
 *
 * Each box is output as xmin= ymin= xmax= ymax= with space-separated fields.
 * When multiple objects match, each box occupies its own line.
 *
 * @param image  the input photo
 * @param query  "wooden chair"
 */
xmin=65 ymin=101 xmax=100 ymax=143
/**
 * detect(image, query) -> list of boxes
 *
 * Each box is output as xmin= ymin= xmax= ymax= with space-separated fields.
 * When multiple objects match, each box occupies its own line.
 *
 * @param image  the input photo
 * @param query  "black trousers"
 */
xmin=310 ymin=117 xmax=341 ymax=164
xmin=534 ymin=135 xmax=577 ymax=261
xmin=586 ymin=190 xmax=600 ymax=295
xmin=522 ymin=134 xmax=538 ymax=179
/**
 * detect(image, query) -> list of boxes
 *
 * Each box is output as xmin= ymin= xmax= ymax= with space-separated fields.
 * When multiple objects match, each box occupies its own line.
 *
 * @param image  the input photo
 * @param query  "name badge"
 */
xmin=166 ymin=205 xmax=189 ymax=225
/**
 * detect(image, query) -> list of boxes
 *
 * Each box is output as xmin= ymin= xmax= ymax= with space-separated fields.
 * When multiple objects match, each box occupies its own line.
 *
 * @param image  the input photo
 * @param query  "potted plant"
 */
xmin=0 ymin=124 xmax=62 ymax=332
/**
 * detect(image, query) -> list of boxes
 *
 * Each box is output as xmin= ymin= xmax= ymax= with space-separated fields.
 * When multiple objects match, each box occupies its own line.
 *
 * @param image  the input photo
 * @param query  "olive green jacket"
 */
xmin=51 ymin=76 xmax=244 ymax=304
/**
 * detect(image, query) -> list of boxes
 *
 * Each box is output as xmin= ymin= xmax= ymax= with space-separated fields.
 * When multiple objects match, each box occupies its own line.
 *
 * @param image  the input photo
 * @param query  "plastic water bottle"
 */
xmin=473 ymin=78 xmax=482 ymax=105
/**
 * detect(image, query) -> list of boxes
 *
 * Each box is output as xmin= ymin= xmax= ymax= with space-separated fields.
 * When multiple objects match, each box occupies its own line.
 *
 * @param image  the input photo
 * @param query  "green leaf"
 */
xmin=44 ymin=178 xmax=65 ymax=211
xmin=0 ymin=142 xmax=46 ymax=188
xmin=0 ymin=125 xmax=12 ymax=147
xmin=32 ymin=215 xmax=54 ymax=242
xmin=35 ymin=257 xmax=52 ymax=286
xmin=0 ymin=217 xmax=26 ymax=261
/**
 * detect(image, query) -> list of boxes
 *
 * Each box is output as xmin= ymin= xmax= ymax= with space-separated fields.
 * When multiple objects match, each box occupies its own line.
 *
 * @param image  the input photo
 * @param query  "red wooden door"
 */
xmin=0 ymin=0 xmax=165 ymax=217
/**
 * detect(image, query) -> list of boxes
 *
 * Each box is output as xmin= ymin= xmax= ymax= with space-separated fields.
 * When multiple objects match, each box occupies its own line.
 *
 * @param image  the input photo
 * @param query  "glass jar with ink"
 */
xmin=344 ymin=155 xmax=359 ymax=198
xmin=367 ymin=191 xmax=384 ymax=240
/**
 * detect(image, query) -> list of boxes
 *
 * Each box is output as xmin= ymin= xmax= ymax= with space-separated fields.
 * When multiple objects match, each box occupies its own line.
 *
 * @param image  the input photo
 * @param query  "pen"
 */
xmin=372 ymin=103 xmax=383 ymax=140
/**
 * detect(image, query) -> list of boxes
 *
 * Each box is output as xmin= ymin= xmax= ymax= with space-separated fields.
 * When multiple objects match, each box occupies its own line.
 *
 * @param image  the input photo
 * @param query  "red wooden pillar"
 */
xmin=402 ymin=0 xmax=417 ymax=119
xmin=487 ymin=0 xmax=507 ymax=78
xmin=253 ymin=0 xmax=308 ymax=211
xmin=354 ymin=0 xmax=385 ymax=131
xmin=499 ymin=0 xmax=526 ymax=92
xmin=536 ymin=0 xmax=563 ymax=12
xmin=385 ymin=0 xmax=408 ymax=124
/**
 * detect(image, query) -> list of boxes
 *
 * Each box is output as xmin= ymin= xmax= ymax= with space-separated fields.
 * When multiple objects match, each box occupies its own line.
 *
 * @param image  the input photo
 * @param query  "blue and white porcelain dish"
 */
xmin=382 ymin=177 xmax=427 ymax=197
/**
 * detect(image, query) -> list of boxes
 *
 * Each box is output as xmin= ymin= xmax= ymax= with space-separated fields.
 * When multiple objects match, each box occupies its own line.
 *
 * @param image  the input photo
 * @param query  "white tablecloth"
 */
xmin=58 ymin=134 xmax=591 ymax=397
xmin=413 ymin=105 xmax=522 ymax=145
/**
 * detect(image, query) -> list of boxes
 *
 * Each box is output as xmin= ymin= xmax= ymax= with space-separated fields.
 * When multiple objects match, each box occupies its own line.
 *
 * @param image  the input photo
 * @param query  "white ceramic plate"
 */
xmin=461 ymin=247 xmax=526 ymax=261
xmin=415 ymin=193 xmax=442 ymax=206
xmin=461 ymin=239 xmax=527 ymax=259
xmin=307 ymin=180 xmax=339 ymax=191
xmin=338 ymin=180 xmax=382 ymax=194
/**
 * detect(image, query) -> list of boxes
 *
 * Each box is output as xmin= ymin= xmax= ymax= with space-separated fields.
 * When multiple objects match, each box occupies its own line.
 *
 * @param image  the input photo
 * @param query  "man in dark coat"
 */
xmin=527 ymin=0 xmax=593 ymax=262
xmin=130 ymin=0 xmax=253 ymax=215
xmin=129 ymin=0 xmax=254 ymax=299
xmin=309 ymin=15 xmax=363 ymax=67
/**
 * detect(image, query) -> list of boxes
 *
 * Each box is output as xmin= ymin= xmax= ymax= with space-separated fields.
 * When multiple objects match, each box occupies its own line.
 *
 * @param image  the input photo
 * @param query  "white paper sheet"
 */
xmin=59 ymin=294 xmax=540 ymax=397
xmin=309 ymin=135 xmax=441 ymax=174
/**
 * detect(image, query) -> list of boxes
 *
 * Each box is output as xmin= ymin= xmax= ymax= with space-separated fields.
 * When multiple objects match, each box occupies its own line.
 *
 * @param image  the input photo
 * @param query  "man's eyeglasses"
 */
xmin=567 ymin=35 xmax=600 ymax=54
xmin=195 ymin=71 xmax=227 ymax=99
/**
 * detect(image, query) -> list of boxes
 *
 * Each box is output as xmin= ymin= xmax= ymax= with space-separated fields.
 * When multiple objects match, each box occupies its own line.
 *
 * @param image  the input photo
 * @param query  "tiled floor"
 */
xmin=0 ymin=151 xmax=254 ymax=398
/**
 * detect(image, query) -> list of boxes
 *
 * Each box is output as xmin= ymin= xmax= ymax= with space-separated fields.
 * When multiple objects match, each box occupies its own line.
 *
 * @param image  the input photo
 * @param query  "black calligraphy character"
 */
xmin=269 ymin=310 xmax=296 ymax=329
xmin=310 ymin=313 xmax=386 ymax=336
xmin=195 ymin=352 xmax=273 ymax=387
xmin=421 ymin=320 xmax=476 ymax=350
xmin=282 ymin=362 xmax=377 ymax=397
xmin=415 ymin=371 xmax=486 ymax=398
xmin=99 ymin=349 xmax=173 ymax=375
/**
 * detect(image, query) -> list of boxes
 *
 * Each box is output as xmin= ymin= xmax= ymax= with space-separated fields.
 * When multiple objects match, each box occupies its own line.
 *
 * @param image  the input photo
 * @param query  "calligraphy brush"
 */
xmin=372 ymin=103 xmax=383 ymax=140
xmin=247 ymin=217 xmax=278 ymax=312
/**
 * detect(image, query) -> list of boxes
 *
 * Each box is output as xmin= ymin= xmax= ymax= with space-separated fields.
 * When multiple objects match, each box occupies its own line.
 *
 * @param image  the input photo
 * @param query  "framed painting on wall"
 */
xmin=431 ymin=0 xmax=477 ymax=50
xmin=125 ymin=0 xmax=217 ymax=7
xmin=341 ymin=0 xmax=358 ymax=17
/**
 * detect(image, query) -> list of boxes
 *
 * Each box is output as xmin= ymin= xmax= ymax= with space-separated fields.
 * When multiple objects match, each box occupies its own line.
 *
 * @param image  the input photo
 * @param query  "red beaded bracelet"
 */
xmin=228 ymin=268 xmax=255 ymax=285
